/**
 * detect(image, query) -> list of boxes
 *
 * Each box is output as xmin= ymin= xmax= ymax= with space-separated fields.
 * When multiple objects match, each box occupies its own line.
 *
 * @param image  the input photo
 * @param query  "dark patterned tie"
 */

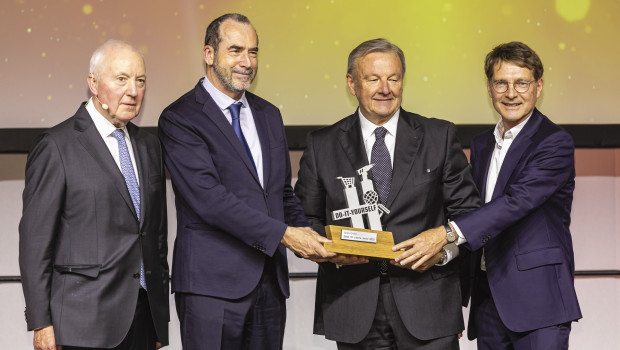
xmin=371 ymin=127 xmax=392 ymax=206
xmin=112 ymin=129 xmax=147 ymax=290
xmin=228 ymin=102 xmax=257 ymax=172
xmin=370 ymin=127 xmax=392 ymax=274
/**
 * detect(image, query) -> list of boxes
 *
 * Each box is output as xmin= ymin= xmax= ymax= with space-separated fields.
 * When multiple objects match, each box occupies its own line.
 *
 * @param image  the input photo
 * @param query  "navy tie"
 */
xmin=228 ymin=102 xmax=257 ymax=172
xmin=112 ymin=129 xmax=147 ymax=290
xmin=371 ymin=127 xmax=392 ymax=206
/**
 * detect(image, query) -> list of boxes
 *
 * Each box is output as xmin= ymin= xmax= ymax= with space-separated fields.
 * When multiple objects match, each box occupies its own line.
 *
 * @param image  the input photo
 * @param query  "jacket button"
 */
xmin=140 ymin=232 xmax=146 ymax=237
xmin=133 ymin=273 xmax=140 ymax=279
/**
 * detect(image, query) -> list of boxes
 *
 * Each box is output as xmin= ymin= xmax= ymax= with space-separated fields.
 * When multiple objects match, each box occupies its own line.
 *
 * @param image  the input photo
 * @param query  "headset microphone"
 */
xmin=95 ymin=95 xmax=109 ymax=110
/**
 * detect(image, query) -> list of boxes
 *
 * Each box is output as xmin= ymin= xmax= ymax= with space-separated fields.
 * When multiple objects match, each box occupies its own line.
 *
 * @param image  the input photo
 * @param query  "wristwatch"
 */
xmin=444 ymin=223 xmax=456 ymax=243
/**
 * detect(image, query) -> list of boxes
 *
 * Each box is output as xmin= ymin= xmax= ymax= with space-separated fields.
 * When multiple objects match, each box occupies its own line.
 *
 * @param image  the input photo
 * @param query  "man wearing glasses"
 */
xmin=393 ymin=41 xmax=582 ymax=349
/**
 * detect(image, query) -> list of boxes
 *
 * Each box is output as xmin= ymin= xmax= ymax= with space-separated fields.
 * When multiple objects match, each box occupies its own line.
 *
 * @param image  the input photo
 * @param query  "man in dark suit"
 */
xmin=158 ymin=13 xmax=334 ymax=350
xmin=19 ymin=40 xmax=169 ymax=350
xmin=394 ymin=42 xmax=582 ymax=349
xmin=295 ymin=38 xmax=480 ymax=349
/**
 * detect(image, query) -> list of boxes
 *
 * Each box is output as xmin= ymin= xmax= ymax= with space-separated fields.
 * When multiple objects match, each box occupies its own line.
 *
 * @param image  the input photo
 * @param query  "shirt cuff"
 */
xmin=449 ymin=220 xmax=467 ymax=246
xmin=435 ymin=242 xmax=459 ymax=266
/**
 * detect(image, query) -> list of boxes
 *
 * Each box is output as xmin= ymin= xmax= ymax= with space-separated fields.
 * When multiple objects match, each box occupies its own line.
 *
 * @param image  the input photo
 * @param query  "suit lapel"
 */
xmin=74 ymin=104 xmax=138 ymax=220
xmin=337 ymin=113 xmax=369 ymax=175
xmin=248 ymin=94 xmax=270 ymax=187
xmin=197 ymin=83 xmax=261 ymax=187
xmin=387 ymin=111 xmax=421 ymax=207
xmin=475 ymin=132 xmax=495 ymax=200
xmin=491 ymin=110 xmax=542 ymax=200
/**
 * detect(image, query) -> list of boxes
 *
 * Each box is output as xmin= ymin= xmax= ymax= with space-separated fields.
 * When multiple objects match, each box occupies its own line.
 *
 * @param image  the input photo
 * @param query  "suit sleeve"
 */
xmin=158 ymin=109 xmax=287 ymax=257
xmin=441 ymin=123 xmax=481 ymax=219
xmin=280 ymin=123 xmax=310 ymax=228
xmin=454 ymin=130 xmax=574 ymax=251
xmin=294 ymin=132 xmax=327 ymax=236
xmin=156 ymin=142 xmax=170 ymax=319
xmin=18 ymin=133 xmax=65 ymax=331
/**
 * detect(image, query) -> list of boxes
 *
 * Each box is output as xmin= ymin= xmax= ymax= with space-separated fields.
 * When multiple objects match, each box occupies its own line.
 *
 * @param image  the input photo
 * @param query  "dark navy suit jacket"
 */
xmin=454 ymin=109 xmax=582 ymax=338
xmin=158 ymin=80 xmax=308 ymax=299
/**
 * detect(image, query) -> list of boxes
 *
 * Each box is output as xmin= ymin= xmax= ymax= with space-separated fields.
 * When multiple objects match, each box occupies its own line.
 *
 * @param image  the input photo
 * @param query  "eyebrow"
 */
xmin=228 ymin=45 xmax=259 ymax=52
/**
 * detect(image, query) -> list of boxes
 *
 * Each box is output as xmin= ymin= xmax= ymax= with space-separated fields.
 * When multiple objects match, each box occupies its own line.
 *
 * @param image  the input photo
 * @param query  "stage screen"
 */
xmin=1 ymin=0 xmax=618 ymax=128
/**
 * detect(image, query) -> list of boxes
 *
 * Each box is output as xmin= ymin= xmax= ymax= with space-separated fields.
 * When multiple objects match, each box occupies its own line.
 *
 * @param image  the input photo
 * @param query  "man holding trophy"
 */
xmin=295 ymin=38 xmax=480 ymax=349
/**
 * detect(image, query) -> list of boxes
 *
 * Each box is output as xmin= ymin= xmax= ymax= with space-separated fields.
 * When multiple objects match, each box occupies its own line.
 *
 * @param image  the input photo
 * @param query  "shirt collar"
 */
xmin=85 ymin=97 xmax=127 ymax=138
xmin=358 ymin=108 xmax=400 ymax=141
xmin=493 ymin=112 xmax=533 ymax=145
xmin=202 ymin=75 xmax=249 ymax=111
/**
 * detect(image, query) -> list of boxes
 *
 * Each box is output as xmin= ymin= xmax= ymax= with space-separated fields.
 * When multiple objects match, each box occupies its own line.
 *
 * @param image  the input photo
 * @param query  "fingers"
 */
xmin=328 ymin=255 xmax=369 ymax=265
xmin=392 ymin=237 xmax=418 ymax=251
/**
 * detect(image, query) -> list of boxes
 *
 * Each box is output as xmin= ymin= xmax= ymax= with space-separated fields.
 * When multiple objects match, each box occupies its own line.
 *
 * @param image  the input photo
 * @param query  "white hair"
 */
xmin=89 ymin=39 xmax=144 ymax=75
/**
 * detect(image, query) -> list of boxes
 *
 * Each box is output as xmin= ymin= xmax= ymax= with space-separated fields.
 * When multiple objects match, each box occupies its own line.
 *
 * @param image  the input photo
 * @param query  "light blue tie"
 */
xmin=112 ymin=129 xmax=147 ymax=290
xmin=227 ymin=102 xmax=257 ymax=172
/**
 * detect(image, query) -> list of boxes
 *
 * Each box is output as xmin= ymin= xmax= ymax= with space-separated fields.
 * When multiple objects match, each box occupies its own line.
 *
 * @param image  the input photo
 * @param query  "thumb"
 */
xmin=315 ymin=236 xmax=333 ymax=243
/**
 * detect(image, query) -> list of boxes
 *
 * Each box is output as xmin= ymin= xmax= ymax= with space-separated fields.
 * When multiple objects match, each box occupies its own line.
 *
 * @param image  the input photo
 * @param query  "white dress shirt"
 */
xmin=86 ymin=97 xmax=139 ymax=185
xmin=358 ymin=109 xmax=399 ymax=166
xmin=202 ymin=76 xmax=264 ymax=187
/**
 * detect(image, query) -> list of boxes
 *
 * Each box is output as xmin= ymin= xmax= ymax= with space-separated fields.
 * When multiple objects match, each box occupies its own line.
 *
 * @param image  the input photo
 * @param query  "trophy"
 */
xmin=324 ymin=165 xmax=399 ymax=259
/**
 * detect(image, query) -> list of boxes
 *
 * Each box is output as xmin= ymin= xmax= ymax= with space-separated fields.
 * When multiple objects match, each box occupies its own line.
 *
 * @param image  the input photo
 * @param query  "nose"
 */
xmin=239 ymin=51 xmax=251 ymax=68
xmin=505 ymin=83 xmax=518 ymax=98
xmin=379 ymin=79 xmax=390 ymax=95
xmin=126 ymin=79 xmax=138 ymax=97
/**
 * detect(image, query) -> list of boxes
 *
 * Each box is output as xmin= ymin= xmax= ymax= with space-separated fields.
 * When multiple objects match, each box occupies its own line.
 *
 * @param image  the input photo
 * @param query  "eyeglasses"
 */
xmin=492 ymin=80 xmax=536 ymax=93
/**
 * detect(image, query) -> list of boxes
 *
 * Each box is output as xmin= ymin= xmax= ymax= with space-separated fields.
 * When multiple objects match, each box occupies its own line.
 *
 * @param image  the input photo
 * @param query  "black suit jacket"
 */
xmin=158 ymin=80 xmax=308 ymax=300
xmin=295 ymin=109 xmax=480 ymax=343
xmin=19 ymin=103 xmax=169 ymax=348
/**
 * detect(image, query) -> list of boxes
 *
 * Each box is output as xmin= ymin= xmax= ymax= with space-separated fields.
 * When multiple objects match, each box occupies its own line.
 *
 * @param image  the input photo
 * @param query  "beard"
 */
xmin=213 ymin=55 xmax=256 ymax=94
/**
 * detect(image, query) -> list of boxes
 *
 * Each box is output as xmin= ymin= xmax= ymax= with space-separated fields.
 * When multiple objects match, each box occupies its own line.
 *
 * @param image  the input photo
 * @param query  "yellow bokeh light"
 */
xmin=556 ymin=0 xmax=590 ymax=22
xmin=83 ymin=4 xmax=93 ymax=15
xmin=41 ymin=52 xmax=46 ymax=57
xmin=558 ymin=42 xmax=566 ymax=50
xmin=584 ymin=25 xmax=592 ymax=33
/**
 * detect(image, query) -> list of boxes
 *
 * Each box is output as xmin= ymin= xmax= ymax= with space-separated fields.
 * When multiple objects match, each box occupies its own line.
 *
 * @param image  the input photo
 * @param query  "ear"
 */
xmin=87 ymin=73 xmax=98 ymax=96
xmin=535 ymin=78 xmax=543 ymax=98
xmin=486 ymin=80 xmax=492 ymax=98
xmin=203 ymin=45 xmax=215 ymax=66
xmin=346 ymin=73 xmax=356 ymax=96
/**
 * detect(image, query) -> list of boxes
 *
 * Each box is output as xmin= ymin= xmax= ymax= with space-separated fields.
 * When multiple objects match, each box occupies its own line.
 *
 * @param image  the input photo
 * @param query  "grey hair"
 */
xmin=347 ymin=38 xmax=406 ymax=77
xmin=89 ymin=39 xmax=143 ymax=75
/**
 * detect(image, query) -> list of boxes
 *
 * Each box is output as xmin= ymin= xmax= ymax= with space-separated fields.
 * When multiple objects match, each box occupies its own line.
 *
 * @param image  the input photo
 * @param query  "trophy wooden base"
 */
xmin=324 ymin=225 xmax=399 ymax=260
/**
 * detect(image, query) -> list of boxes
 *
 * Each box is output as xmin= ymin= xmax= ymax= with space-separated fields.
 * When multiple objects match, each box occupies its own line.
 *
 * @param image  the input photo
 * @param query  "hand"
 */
xmin=281 ymin=227 xmax=336 ymax=262
xmin=33 ymin=325 xmax=61 ymax=350
xmin=328 ymin=254 xmax=369 ymax=266
xmin=392 ymin=225 xmax=448 ymax=270
xmin=390 ymin=250 xmax=444 ymax=272
xmin=156 ymin=342 xmax=163 ymax=349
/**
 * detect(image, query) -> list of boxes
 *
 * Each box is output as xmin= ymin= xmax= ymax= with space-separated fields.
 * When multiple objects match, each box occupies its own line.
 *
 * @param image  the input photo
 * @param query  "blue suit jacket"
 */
xmin=158 ymin=80 xmax=308 ymax=299
xmin=455 ymin=109 xmax=582 ymax=337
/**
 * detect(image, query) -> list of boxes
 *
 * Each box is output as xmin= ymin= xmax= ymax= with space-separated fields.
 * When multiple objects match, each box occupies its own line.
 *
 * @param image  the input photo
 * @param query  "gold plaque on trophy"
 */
xmin=324 ymin=225 xmax=399 ymax=260
xmin=325 ymin=165 xmax=398 ymax=260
